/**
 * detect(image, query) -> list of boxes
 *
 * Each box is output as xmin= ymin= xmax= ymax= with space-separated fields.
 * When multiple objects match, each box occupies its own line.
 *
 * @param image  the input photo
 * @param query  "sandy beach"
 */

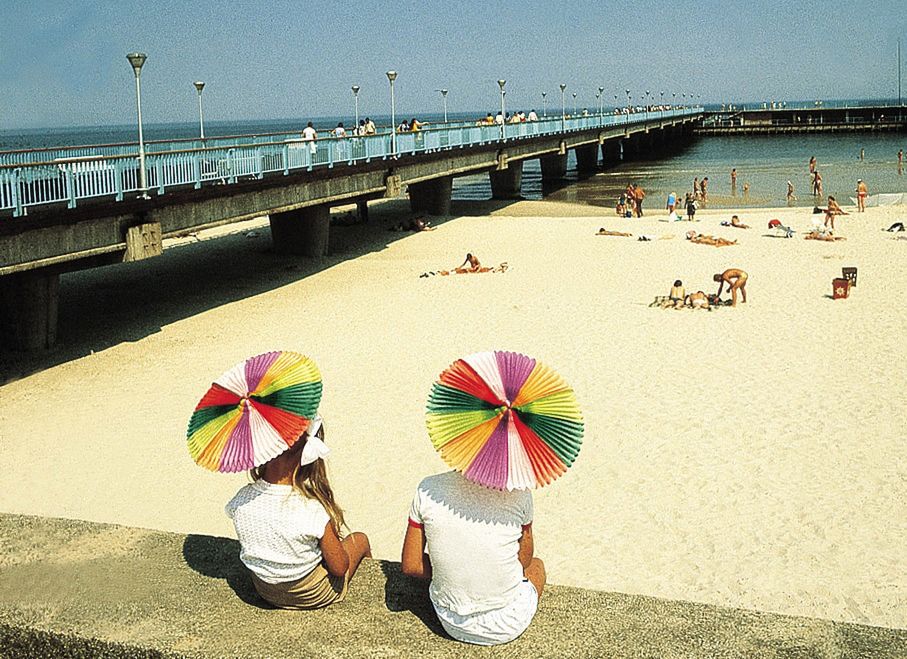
xmin=1 ymin=197 xmax=905 ymax=630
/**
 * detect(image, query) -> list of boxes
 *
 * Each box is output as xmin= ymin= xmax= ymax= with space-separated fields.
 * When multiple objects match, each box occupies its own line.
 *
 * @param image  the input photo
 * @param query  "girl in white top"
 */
xmin=226 ymin=417 xmax=371 ymax=609
xmin=401 ymin=471 xmax=546 ymax=645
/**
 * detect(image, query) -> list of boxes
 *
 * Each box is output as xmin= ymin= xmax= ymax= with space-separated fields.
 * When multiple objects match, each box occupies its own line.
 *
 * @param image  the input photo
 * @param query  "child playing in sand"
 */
xmin=226 ymin=417 xmax=371 ymax=610
xmin=669 ymin=280 xmax=686 ymax=308
xmin=402 ymin=470 xmax=545 ymax=645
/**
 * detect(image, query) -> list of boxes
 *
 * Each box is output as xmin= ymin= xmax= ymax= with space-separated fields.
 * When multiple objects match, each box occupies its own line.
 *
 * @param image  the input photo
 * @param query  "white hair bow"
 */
xmin=300 ymin=415 xmax=329 ymax=466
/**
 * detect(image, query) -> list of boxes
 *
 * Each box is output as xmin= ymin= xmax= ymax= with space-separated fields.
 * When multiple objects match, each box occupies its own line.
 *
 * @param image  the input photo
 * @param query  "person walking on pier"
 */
xmin=856 ymin=179 xmax=868 ymax=212
xmin=302 ymin=121 xmax=318 ymax=157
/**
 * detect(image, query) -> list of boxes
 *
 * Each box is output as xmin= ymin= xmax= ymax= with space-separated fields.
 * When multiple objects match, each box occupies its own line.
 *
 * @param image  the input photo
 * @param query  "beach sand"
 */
xmin=1 ymin=198 xmax=905 ymax=630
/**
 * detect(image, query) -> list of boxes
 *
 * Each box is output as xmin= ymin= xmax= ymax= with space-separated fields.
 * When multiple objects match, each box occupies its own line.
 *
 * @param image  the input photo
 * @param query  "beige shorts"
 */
xmin=251 ymin=563 xmax=347 ymax=610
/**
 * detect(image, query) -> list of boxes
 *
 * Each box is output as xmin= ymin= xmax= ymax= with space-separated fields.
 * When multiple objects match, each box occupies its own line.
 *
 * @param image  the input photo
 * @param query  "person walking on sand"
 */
xmin=856 ymin=179 xmax=868 ymax=212
xmin=824 ymin=195 xmax=847 ymax=231
xmin=787 ymin=180 xmax=795 ymax=203
xmin=402 ymin=470 xmax=545 ymax=646
xmin=714 ymin=268 xmax=748 ymax=306
xmin=226 ymin=416 xmax=372 ymax=610
xmin=693 ymin=177 xmax=699 ymax=200
xmin=633 ymin=183 xmax=646 ymax=217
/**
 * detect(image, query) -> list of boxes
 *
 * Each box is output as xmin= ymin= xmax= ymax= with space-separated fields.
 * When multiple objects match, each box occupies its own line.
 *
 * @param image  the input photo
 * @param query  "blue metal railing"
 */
xmin=0 ymin=108 xmax=701 ymax=217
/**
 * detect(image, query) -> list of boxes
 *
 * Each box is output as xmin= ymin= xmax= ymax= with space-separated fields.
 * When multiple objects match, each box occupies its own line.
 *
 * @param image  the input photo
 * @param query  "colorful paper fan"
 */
xmin=187 ymin=351 xmax=322 ymax=473
xmin=426 ymin=351 xmax=584 ymax=490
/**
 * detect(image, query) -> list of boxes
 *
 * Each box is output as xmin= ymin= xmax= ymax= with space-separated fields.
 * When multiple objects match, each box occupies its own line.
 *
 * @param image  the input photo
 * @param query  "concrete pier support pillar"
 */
xmin=574 ymin=144 xmax=599 ymax=172
xmin=489 ymin=161 xmax=523 ymax=199
xmin=601 ymin=140 xmax=622 ymax=166
xmin=269 ymin=204 xmax=330 ymax=256
xmin=539 ymin=153 xmax=568 ymax=180
xmin=0 ymin=271 xmax=60 ymax=350
xmin=408 ymin=176 xmax=453 ymax=215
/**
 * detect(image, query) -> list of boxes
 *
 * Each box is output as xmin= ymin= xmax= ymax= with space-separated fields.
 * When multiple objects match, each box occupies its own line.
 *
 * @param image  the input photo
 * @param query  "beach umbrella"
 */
xmin=426 ymin=350 xmax=583 ymax=490
xmin=187 ymin=351 xmax=322 ymax=473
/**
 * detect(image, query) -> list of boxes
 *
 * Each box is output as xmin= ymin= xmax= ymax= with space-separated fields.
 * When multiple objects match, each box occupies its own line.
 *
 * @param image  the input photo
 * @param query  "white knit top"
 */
xmin=225 ymin=480 xmax=330 ymax=584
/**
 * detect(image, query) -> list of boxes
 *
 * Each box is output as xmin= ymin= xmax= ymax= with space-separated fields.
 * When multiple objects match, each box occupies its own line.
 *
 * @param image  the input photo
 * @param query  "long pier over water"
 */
xmin=696 ymin=104 xmax=907 ymax=135
xmin=0 ymin=108 xmax=701 ymax=351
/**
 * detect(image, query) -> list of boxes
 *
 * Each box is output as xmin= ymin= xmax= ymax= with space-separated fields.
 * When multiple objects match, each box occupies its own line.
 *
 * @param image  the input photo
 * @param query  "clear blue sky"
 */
xmin=1 ymin=0 xmax=904 ymax=129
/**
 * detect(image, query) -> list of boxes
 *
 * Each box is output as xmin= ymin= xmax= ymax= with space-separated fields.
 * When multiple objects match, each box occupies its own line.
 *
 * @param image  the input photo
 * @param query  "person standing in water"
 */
xmin=730 ymin=168 xmax=737 ymax=195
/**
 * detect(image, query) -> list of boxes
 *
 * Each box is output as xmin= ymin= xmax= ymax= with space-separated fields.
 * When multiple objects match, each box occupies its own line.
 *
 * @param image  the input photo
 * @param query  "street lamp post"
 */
xmin=436 ymin=88 xmax=448 ymax=123
xmin=598 ymin=86 xmax=604 ymax=118
xmin=193 ymin=81 xmax=206 ymax=140
xmin=625 ymin=88 xmax=631 ymax=127
xmin=672 ymin=92 xmax=676 ymax=118
xmin=386 ymin=71 xmax=397 ymax=156
xmin=644 ymin=90 xmax=650 ymax=128
xmin=497 ymin=79 xmax=506 ymax=139
xmin=559 ymin=83 xmax=567 ymax=131
xmin=351 ymin=85 xmax=360 ymax=129
xmin=541 ymin=92 xmax=547 ymax=117
xmin=572 ymin=92 xmax=577 ymax=117
xmin=126 ymin=52 xmax=149 ymax=199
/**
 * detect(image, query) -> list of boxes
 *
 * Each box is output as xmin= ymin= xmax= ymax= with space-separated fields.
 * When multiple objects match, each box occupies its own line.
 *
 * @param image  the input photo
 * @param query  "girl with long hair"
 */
xmin=226 ymin=417 xmax=370 ymax=609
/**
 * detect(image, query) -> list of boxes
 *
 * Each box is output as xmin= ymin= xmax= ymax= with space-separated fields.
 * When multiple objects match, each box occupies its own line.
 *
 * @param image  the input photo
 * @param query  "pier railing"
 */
xmin=0 ymin=108 xmax=700 ymax=217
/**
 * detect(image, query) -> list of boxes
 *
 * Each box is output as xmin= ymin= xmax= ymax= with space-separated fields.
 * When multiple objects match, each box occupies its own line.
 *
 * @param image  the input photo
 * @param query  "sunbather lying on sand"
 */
xmin=804 ymin=230 xmax=846 ymax=242
xmin=686 ymin=291 xmax=711 ymax=309
xmin=720 ymin=215 xmax=749 ymax=229
xmin=420 ymin=253 xmax=509 ymax=277
xmin=597 ymin=228 xmax=633 ymax=237
xmin=685 ymin=231 xmax=737 ymax=247
xmin=390 ymin=216 xmax=435 ymax=232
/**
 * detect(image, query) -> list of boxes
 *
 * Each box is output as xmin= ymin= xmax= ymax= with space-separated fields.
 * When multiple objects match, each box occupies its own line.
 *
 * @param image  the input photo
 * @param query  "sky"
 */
xmin=0 ymin=0 xmax=905 ymax=130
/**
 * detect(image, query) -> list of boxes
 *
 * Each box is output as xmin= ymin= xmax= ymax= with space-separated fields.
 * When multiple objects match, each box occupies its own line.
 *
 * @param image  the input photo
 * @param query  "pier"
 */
xmin=696 ymin=104 xmax=907 ymax=135
xmin=0 ymin=108 xmax=700 ymax=351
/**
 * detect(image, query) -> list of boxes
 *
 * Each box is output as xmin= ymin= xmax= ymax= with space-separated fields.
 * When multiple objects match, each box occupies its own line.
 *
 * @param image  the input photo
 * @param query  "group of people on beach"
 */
xmin=656 ymin=268 xmax=748 ymax=310
xmin=227 ymin=408 xmax=540 ymax=646
xmin=616 ymin=183 xmax=646 ymax=217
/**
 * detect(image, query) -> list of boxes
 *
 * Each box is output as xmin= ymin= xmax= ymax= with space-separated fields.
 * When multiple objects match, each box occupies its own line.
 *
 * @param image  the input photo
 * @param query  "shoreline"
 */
xmin=1 ymin=198 xmax=905 ymax=630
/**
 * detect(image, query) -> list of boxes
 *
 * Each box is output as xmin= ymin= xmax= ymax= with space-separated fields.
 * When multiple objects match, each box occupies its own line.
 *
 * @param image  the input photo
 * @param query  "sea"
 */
xmin=2 ymin=103 xmax=906 ymax=210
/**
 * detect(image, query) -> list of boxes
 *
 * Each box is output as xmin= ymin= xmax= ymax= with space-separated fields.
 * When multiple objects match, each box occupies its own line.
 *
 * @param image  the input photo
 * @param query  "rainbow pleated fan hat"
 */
xmin=426 ymin=350 xmax=584 ymax=490
xmin=187 ymin=351 xmax=322 ymax=473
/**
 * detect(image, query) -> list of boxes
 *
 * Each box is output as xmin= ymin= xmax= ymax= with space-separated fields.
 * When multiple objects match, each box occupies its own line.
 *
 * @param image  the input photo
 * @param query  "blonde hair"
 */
xmin=251 ymin=422 xmax=346 ymax=534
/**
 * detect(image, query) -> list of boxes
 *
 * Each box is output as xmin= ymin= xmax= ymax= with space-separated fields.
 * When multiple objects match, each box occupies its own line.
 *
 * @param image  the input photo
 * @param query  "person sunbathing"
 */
xmin=597 ymin=228 xmax=633 ymax=237
xmin=720 ymin=215 xmax=750 ymax=229
xmin=421 ymin=254 xmax=507 ymax=277
xmin=685 ymin=291 xmax=710 ymax=309
xmin=685 ymin=231 xmax=737 ymax=247
xmin=804 ymin=230 xmax=846 ymax=242
xmin=390 ymin=216 xmax=435 ymax=232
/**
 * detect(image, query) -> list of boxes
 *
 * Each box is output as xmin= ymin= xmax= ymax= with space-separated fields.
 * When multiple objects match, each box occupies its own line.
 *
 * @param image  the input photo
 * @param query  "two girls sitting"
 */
xmin=226 ymin=419 xmax=543 ymax=646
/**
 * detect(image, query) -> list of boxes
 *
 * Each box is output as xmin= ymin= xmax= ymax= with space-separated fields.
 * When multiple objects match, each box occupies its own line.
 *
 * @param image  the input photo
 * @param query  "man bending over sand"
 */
xmin=714 ymin=268 xmax=748 ymax=306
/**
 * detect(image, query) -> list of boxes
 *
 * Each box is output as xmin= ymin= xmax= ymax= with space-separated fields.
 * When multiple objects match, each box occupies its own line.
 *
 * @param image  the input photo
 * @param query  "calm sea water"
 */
xmin=454 ymin=131 xmax=907 ymax=209
xmin=2 ymin=111 xmax=905 ymax=210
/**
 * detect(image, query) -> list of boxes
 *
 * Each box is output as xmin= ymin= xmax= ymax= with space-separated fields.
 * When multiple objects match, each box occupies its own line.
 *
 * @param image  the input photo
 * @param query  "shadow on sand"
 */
xmin=1 ymin=199 xmax=495 ymax=382
xmin=182 ymin=533 xmax=273 ymax=609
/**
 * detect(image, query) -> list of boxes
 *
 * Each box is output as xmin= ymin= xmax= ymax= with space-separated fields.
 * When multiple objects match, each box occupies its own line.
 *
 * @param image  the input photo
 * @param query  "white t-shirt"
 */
xmin=302 ymin=126 xmax=317 ymax=141
xmin=225 ymin=480 xmax=330 ymax=584
xmin=408 ymin=471 xmax=533 ymax=616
